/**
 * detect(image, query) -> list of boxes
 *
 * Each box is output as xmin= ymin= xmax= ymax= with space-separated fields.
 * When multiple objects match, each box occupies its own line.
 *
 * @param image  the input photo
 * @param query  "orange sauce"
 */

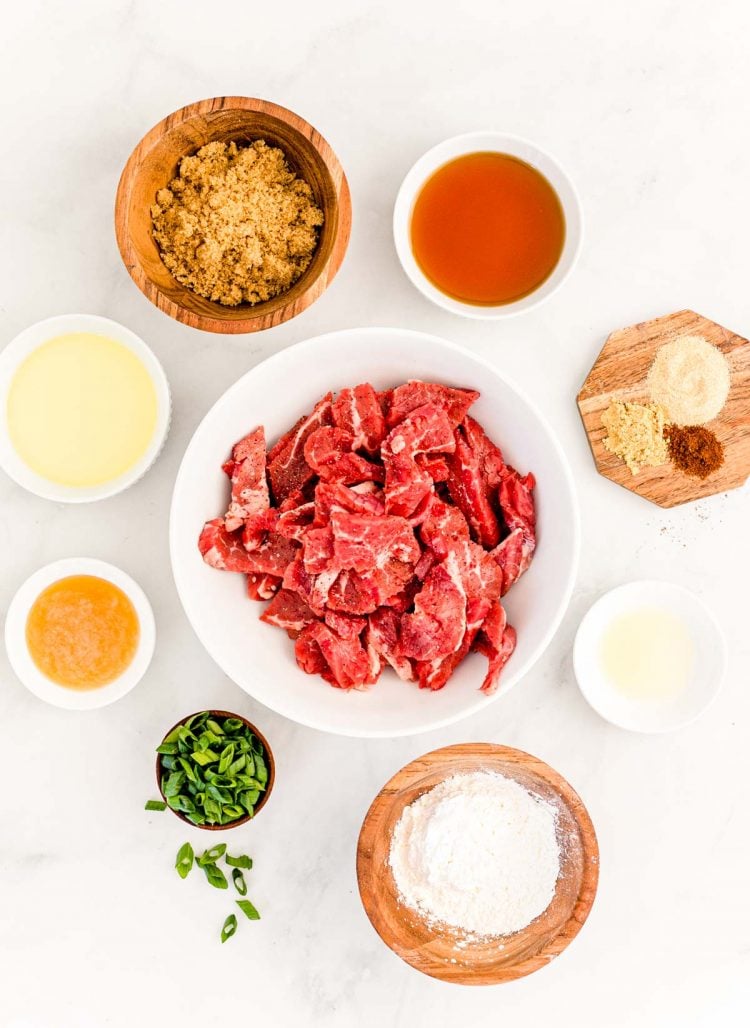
xmin=410 ymin=152 xmax=566 ymax=305
xmin=26 ymin=575 xmax=140 ymax=689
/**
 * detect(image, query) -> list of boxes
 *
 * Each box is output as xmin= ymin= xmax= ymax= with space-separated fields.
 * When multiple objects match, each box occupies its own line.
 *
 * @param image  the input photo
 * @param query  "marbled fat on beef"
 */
xmin=197 ymin=381 xmax=536 ymax=693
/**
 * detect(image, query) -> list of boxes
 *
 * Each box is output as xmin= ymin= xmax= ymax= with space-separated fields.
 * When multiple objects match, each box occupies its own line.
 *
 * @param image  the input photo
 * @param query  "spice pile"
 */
xmin=601 ymin=334 xmax=729 ymax=479
xmin=388 ymin=771 xmax=560 ymax=937
xmin=152 ymin=140 xmax=323 ymax=306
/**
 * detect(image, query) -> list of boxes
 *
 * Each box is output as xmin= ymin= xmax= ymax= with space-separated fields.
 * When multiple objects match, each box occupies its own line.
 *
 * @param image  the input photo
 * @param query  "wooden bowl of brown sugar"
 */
xmin=115 ymin=97 xmax=351 ymax=334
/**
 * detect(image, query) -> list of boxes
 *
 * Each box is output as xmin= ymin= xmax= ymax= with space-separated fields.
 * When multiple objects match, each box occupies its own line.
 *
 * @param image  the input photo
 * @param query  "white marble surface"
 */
xmin=1 ymin=1 xmax=748 ymax=1025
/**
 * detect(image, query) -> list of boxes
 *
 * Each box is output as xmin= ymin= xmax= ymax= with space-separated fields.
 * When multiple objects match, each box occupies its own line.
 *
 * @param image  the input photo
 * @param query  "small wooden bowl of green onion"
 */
xmin=156 ymin=710 xmax=275 ymax=829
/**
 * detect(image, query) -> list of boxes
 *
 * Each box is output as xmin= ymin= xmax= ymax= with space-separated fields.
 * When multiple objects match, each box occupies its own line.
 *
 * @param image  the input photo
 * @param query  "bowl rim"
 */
xmin=4 ymin=557 xmax=156 ymax=710
xmin=169 ymin=325 xmax=581 ymax=738
xmin=393 ymin=131 xmax=583 ymax=319
xmin=573 ymin=578 xmax=727 ymax=733
xmin=155 ymin=708 xmax=275 ymax=830
xmin=356 ymin=742 xmax=599 ymax=984
xmin=114 ymin=95 xmax=352 ymax=335
xmin=0 ymin=313 xmax=171 ymax=503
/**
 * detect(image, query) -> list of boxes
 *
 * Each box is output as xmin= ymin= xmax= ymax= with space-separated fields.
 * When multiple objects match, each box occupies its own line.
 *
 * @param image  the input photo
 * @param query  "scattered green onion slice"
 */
xmin=198 ymin=844 xmax=226 ymax=866
xmin=221 ymin=914 xmax=238 ymax=943
xmin=226 ymin=854 xmax=253 ymax=870
xmin=236 ymin=899 xmax=260 ymax=920
xmin=202 ymin=862 xmax=229 ymax=890
xmin=232 ymin=868 xmax=247 ymax=896
xmin=175 ymin=842 xmax=194 ymax=879
xmin=145 ymin=799 xmax=166 ymax=811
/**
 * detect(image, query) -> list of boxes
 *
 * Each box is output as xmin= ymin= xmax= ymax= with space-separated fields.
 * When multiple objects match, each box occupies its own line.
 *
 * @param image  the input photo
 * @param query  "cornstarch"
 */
xmin=388 ymin=771 xmax=560 ymax=937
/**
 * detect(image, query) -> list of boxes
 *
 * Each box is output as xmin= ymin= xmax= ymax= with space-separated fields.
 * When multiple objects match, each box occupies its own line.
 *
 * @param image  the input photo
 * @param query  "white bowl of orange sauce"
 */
xmin=5 ymin=558 xmax=156 ymax=709
xmin=0 ymin=313 xmax=170 ymax=502
xmin=393 ymin=132 xmax=582 ymax=318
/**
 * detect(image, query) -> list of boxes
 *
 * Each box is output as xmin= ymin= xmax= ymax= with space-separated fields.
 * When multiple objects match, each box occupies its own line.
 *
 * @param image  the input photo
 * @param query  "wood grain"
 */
xmin=577 ymin=309 xmax=750 ymax=507
xmin=115 ymin=97 xmax=351 ymax=334
xmin=356 ymin=743 xmax=599 ymax=985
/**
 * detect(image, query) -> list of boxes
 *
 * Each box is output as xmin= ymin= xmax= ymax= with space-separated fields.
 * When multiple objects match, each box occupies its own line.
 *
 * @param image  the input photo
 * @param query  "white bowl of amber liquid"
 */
xmin=393 ymin=131 xmax=582 ymax=318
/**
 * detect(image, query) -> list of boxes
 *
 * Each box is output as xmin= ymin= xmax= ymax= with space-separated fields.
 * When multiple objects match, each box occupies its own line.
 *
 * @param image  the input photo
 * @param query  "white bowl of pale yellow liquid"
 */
xmin=574 ymin=581 xmax=726 ymax=733
xmin=0 ymin=314 xmax=170 ymax=502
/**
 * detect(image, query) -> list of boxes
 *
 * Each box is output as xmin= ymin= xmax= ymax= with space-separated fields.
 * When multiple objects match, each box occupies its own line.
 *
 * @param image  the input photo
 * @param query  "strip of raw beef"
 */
xmin=282 ymin=556 xmax=339 ymax=615
xmin=294 ymin=621 xmax=380 ymax=690
xmin=382 ymin=403 xmax=455 ymax=517
xmin=331 ymin=383 xmax=386 ymax=453
xmin=413 ymin=594 xmax=492 ymax=690
xmin=367 ymin=607 xmax=415 ymax=682
xmin=399 ymin=560 xmax=467 ymax=662
xmin=238 ymin=532 xmax=299 ymax=578
xmin=416 ymin=453 xmax=450 ymax=482
xmin=276 ymin=501 xmax=315 ymax=542
xmin=474 ymin=600 xmax=517 ymax=694
xmin=446 ymin=422 xmax=501 ymax=548
xmin=326 ymin=559 xmax=415 ymax=614
xmin=260 ymin=588 xmax=316 ymax=637
xmin=246 ymin=573 xmax=281 ymax=601
xmin=241 ymin=508 xmax=279 ymax=552
xmin=330 ymin=510 xmax=420 ymax=572
xmin=304 ymin=427 xmax=384 ymax=484
xmin=267 ymin=393 xmax=333 ymax=503
xmin=490 ymin=470 xmax=537 ymax=594
xmin=313 ymin=481 xmax=385 ymax=525
xmin=198 ymin=519 xmax=259 ymax=574
xmin=386 ymin=381 xmax=479 ymax=429
xmin=222 ymin=427 xmax=270 ymax=533
xmin=324 ymin=609 xmax=367 ymax=640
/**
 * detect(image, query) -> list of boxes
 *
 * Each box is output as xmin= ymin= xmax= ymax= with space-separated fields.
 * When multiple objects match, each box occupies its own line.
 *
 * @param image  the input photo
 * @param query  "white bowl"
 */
xmin=170 ymin=327 xmax=580 ymax=738
xmin=5 ymin=557 xmax=156 ymax=710
xmin=393 ymin=132 xmax=583 ymax=318
xmin=573 ymin=581 xmax=726 ymax=733
xmin=0 ymin=313 xmax=171 ymax=502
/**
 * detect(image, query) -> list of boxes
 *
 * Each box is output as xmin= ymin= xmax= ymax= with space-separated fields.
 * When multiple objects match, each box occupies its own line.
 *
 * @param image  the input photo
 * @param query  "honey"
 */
xmin=26 ymin=575 xmax=140 ymax=689
xmin=410 ymin=152 xmax=565 ymax=306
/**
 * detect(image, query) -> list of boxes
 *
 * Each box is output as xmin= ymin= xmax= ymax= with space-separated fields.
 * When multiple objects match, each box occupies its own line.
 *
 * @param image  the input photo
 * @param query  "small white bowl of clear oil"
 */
xmin=0 ymin=314 xmax=170 ymax=502
xmin=574 ymin=581 xmax=726 ymax=733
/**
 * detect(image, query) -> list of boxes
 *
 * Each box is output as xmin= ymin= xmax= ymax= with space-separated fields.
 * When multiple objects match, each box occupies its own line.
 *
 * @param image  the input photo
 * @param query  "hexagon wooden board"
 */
xmin=577 ymin=309 xmax=750 ymax=507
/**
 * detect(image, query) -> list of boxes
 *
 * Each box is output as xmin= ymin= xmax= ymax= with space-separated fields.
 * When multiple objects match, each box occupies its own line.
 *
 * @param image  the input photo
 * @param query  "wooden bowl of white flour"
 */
xmin=356 ymin=743 xmax=599 ymax=984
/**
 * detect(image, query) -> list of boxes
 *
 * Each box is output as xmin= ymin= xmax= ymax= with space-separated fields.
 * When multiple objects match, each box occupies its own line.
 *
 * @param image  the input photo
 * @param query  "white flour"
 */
xmin=388 ymin=771 xmax=560 ymax=937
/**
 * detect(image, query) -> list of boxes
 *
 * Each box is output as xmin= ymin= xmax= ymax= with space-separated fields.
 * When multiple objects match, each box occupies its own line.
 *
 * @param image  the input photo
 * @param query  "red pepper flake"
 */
xmin=665 ymin=425 xmax=724 ymax=479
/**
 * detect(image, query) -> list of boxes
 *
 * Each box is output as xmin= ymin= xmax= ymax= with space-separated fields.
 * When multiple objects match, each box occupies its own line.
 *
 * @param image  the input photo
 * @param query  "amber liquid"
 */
xmin=410 ymin=152 xmax=566 ymax=305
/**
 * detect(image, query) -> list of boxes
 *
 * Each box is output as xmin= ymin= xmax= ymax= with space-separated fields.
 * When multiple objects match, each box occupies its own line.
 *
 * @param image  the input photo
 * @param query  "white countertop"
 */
xmin=1 ymin=1 xmax=748 ymax=1026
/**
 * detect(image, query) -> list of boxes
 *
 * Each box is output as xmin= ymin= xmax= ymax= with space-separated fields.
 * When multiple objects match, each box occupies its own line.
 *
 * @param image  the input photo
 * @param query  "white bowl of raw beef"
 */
xmin=170 ymin=328 xmax=579 ymax=738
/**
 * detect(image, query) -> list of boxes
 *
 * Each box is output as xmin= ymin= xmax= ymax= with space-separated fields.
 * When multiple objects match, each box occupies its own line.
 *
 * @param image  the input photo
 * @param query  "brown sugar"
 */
xmin=665 ymin=425 xmax=724 ymax=479
xmin=151 ymin=140 xmax=324 ymax=306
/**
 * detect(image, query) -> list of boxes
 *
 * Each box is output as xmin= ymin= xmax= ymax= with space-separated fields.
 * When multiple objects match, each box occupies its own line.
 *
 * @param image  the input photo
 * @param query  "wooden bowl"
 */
xmin=115 ymin=97 xmax=351 ymax=334
xmin=356 ymin=743 xmax=599 ymax=984
xmin=156 ymin=709 xmax=275 ymax=830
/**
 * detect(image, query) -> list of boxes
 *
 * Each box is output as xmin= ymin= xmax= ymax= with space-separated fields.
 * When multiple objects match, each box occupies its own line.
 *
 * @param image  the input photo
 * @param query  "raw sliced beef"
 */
xmin=295 ymin=621 xmax=379 ymax=690
xmin=246 ymin=573 xmax=281 ymax=601
xmin=386 ymin=381 xmax=479 ymax=429
xmin=222 ymin=427 xmax=270 ymax=533
xmin=474 ymin=600 xmax=517 ymax=694
xmin=260 ymin=588 xmax=316 ymax=637
xmin=267 ymin=394 xmax=333 ymax=503
xmin=331 ymin=383 xmax=387 ymax=453
xmin=383 ymin=403 xmax=455 ymax=518
xmin=199 ymin=519 xmax=258 ymax=574
xmin=490 ymin=470 xmax=537 ymax=594
xmin=197 ymin=380 xmax=536 ymax=698
xmin=304 ymin=427 xmax=384 ymax=485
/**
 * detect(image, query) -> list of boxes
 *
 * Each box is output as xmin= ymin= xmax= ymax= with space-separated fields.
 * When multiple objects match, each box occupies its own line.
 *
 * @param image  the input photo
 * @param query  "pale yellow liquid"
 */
xmin=600 ymin=607 xmax=693 ymax=700
xmin=7 ymin=332 xmax=158 ymax=488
